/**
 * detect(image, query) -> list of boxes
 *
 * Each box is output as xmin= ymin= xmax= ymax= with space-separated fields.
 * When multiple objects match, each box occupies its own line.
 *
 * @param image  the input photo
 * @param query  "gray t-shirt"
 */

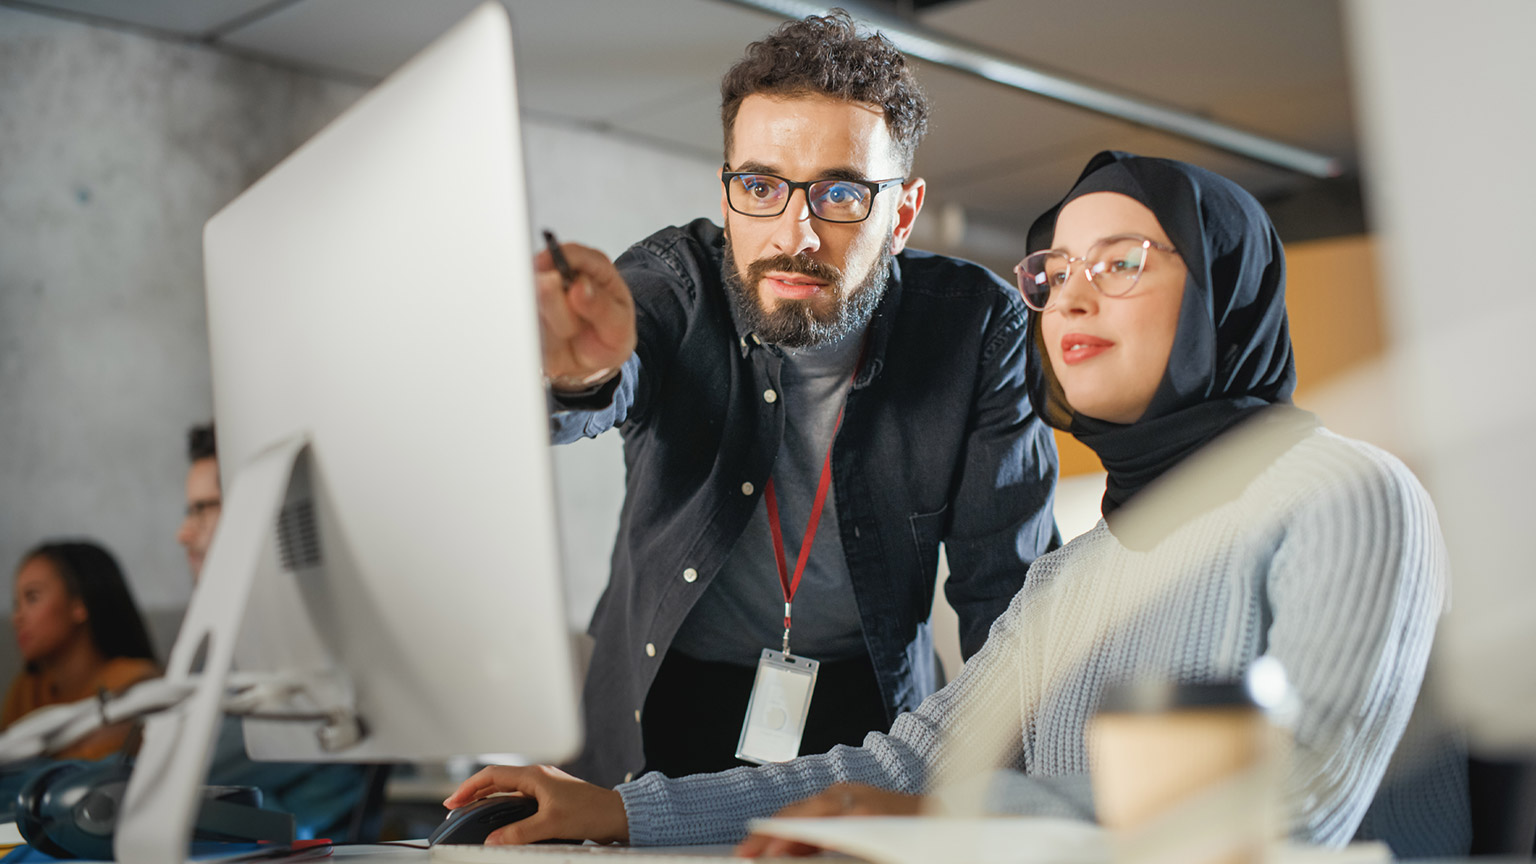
xmin=670 ymin=327 xmax=868 ymax=665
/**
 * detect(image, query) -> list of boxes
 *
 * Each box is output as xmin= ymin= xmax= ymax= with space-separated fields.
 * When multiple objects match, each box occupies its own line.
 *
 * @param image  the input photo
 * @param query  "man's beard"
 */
xmin=722 ymin=231 xmax=893 ymax=349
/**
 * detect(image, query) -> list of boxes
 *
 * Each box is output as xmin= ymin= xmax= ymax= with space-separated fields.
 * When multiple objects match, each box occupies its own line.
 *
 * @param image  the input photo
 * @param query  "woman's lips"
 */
xmin=1060 ymin=333 xmax=1114 ymax=365
xmin=763 ymin=273 xmax=827 ymax=300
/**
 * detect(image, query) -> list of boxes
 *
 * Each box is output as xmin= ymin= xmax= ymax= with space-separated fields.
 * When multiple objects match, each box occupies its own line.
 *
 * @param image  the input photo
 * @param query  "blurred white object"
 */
xmin=0 ymin=677 xmax=193 ymax=764
xmin=1345 ymin=0 xmax=1536 ymax=752
xmin=0 ymin=669 xmax=344 ymax=765
xmin=745 ymin=816 xmax=1390 ymax=864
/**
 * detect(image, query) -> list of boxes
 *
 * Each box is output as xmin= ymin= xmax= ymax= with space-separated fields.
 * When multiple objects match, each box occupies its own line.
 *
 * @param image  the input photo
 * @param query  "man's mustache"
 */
xmin=747 ymin=254 xmax=843 ymax=291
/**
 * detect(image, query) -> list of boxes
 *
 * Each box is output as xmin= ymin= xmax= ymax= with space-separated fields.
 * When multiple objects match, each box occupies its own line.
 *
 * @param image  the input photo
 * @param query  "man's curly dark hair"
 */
xmin=720 ymin=9 xmax=930 ymax=172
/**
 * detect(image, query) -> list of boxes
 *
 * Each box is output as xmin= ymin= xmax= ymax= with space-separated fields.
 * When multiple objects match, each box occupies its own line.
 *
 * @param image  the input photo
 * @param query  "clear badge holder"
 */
xmin=736 ymin=648 xmax=819 ymax=765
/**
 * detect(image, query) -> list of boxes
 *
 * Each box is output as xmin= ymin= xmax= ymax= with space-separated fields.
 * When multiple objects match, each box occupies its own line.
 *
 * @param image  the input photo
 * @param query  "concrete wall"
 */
xmin=519 ymin=120 xmax=722 ymax=631
xmin=0 ymin=6 xmax=367 ymax=626
xmin=0 ymin=7 xmax=721 ymax=670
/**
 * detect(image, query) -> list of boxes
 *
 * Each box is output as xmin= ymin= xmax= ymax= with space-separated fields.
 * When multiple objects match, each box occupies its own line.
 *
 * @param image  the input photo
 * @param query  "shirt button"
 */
xmin=741 ymin=481 xmax=755 ymax=495
xmin=763 ymin=389 xmax=778 ymax=403
xmin=624 ymin=772 xmax=634 ymax=783
xmin=645 ymin=642 xmax=656 ymax=657
xmin=634 ymin=709 xmax=641 ymax=723
xmin=683 ymin=567 xmax=698 ymax=583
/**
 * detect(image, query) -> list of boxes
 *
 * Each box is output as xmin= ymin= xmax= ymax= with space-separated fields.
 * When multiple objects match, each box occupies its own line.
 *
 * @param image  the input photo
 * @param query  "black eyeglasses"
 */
xmin=721 ymin=164 xmax=905 ymax=224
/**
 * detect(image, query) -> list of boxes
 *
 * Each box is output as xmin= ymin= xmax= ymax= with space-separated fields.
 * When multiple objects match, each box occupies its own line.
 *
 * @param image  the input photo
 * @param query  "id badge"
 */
xmin=735 ymin=649 xmax=819 ymax=764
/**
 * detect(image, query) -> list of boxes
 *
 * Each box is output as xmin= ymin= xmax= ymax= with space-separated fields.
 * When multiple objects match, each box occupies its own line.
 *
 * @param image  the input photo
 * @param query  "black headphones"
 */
xmin=15 ymin=760 xmax=294 ymax=859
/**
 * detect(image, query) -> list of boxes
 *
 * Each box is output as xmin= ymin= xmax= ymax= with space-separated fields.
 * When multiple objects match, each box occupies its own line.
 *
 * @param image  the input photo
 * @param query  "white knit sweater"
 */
xmin=618 ymin=427 xmax=1469 ymax=857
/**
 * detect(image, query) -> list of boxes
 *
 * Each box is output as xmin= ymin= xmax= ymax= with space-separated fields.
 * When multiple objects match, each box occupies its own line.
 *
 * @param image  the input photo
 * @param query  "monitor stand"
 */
xmin=114 ymin=434 xmax=311 ymax=864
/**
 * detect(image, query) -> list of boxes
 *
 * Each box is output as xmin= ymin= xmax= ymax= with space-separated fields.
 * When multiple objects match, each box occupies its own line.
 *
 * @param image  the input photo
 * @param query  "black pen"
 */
xmin=542 ymin=228 xmax=576 ymax=290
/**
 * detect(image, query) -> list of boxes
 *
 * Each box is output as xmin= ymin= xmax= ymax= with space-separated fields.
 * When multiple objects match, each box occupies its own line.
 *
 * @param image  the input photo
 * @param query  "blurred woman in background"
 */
xmin=4 ymin=539 xmax=159 ymax=760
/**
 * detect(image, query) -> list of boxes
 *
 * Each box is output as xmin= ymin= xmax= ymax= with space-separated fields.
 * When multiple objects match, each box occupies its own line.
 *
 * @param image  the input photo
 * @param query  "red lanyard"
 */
xmin=763 ymin=342 xmax=865 ymax=657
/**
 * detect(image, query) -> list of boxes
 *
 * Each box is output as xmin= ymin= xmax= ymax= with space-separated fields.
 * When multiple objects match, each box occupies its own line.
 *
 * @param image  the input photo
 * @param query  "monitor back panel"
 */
xmin=202 ymin=3 xmax=580 ymax=763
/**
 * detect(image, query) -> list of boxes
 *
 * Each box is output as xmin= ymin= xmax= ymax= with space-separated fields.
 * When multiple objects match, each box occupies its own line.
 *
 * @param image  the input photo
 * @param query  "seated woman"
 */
xmin=443 ymin=152 xmax=1470 ymax=857
xmin=4 ymin=539 xmax=160 ymax=761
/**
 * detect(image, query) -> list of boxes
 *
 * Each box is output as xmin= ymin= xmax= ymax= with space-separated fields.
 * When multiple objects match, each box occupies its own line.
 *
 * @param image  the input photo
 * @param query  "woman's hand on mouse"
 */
xmin=444 ymin=764 xmax=629 ymax=845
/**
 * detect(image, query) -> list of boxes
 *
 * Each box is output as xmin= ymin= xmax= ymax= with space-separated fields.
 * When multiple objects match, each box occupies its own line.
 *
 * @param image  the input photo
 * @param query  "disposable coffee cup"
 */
xmin=1089 ymin=659 xmax=1291 ymax=864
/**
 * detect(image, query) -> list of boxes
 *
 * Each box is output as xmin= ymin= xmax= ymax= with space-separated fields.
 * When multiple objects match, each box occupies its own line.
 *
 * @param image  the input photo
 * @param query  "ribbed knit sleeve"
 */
xmin=615 ymin=429 xmax=1467 ymax=853
xmin=619 ymin=581 xmax=1033 ymax=845
xmin=1262 ymin=436 xmax=1451 ymax=849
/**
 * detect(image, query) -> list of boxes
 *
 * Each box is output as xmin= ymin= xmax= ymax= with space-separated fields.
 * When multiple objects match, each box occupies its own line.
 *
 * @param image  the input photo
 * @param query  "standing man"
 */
xmin=177 ymin=423 xmax=375 ymax=841
xmin=543 ymin=12 xmax=1058 ymax=787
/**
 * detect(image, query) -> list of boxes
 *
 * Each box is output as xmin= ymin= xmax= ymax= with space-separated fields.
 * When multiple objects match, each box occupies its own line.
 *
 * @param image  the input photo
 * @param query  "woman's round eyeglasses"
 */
xmin=1014 ymin=235 xmax=1179 ymax=312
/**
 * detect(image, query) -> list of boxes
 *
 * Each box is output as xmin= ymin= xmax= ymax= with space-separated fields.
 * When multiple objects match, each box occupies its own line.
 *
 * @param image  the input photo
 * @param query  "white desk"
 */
xmin=331 ymin=844 xmax=826 ymax=864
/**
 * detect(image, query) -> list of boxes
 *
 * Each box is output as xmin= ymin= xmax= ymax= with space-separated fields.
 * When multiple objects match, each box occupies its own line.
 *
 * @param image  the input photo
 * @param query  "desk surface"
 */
xmin=0 ymin=839 xmax=1510 ymax=864
xmin=334 ymin=844 xmax=823 ymax=864
xmin=325 ymin=845 xmax=1513 ymax=864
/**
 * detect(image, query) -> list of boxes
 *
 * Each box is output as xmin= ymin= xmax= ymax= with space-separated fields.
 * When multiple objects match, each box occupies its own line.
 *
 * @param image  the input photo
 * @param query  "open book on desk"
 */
xmin=746 ymin=816 xmax=1393 ymax=864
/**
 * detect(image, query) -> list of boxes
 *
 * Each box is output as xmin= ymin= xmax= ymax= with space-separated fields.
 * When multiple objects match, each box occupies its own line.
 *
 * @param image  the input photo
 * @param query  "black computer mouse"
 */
xmin=428 ymin=794 xmax=540 ymax=846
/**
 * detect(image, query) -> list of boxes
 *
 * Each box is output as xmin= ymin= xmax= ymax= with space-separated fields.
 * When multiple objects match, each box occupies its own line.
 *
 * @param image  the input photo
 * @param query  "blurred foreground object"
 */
xmin=1091 ymin=666 xmax=1290 ymax=864
xmin=1345 ymin=0 xmax=1536 ymax=753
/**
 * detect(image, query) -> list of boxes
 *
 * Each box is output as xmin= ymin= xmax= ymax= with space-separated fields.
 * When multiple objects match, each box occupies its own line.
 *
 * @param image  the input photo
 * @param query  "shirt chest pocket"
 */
xmin=908 ymin=504 xmax=949 ymax=579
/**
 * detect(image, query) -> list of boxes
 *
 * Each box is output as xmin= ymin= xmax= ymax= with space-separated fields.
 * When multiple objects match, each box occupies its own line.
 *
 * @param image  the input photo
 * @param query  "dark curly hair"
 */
xmin=19 ymin=540 xmax=158 ymax=668
xmin=721 ymin=9 xmax=930 ymax=171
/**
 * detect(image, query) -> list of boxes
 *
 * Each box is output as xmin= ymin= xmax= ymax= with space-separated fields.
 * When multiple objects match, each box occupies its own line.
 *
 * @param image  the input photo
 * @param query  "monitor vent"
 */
xmin=276 ymin=498 xmax=323 ymax=571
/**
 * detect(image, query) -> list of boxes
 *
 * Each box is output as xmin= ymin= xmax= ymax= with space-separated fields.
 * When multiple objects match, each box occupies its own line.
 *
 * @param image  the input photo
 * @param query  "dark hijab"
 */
xmin=1025 ymin=151 xmax=1316 ymax=520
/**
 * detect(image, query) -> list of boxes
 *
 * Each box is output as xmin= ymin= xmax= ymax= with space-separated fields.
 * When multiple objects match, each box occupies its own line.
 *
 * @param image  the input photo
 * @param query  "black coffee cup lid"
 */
xmin=1096 ymin=658 xmax=1290 ymax=714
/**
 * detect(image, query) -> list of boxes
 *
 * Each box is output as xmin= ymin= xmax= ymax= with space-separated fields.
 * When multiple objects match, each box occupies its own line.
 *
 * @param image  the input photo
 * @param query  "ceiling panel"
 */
xmin=500 ymin=0 xmax=764 ymax=122
xmin=10 ymin=0 xmax=1363 ymax=250
xmin=908 ymin=0 xmax=1357 ymax=241
xmin=17 ymin=0 xmax=277 ymax=36
xmin=215 ymin=0 xmax=769 ymax=119
xmin=916 ymin=2 xmax=1353 ymax=153
xmin=924 ymin=0 xmax=1350 ymax=112
xmin=215 ymin=0 xmax=485 ymax=79
xmin=913 ymin=63 xmax=1128 ymax=184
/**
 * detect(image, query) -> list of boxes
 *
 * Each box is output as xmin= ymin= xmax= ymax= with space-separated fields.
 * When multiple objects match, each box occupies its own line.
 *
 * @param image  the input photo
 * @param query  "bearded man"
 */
xmin=542 ymin=12 xmax=1059 ymax=787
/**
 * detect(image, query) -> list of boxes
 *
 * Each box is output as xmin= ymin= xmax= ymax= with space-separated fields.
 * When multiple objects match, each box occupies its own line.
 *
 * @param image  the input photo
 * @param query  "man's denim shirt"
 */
xmin=553 ymin=219 xmax=1059 ymax=787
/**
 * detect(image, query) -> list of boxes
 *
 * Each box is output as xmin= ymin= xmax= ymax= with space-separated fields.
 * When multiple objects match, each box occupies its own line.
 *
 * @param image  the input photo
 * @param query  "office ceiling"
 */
xmin=12 ymin=0 xmax=1365 ymax=266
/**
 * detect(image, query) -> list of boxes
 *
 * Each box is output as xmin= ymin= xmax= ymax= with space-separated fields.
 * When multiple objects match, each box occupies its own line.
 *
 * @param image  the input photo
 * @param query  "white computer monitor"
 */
xmin=115 ymin=5 xmax=580 ymax=860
